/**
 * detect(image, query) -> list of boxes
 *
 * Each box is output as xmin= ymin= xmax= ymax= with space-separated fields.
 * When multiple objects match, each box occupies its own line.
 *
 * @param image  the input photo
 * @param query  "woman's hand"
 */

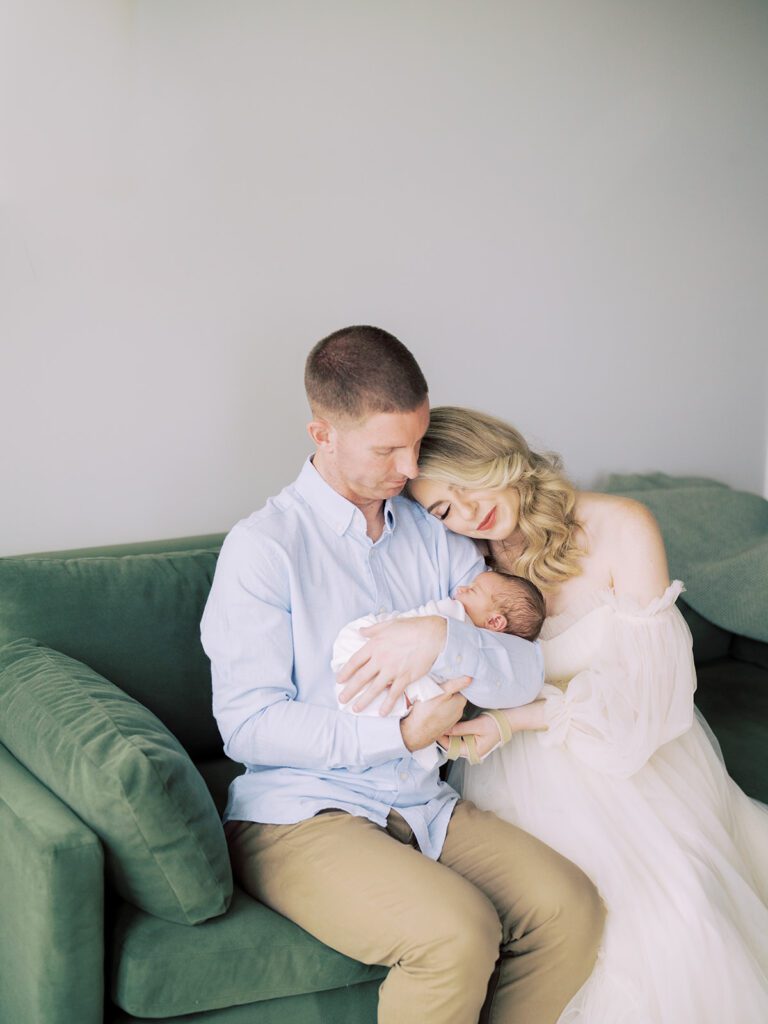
xmin=437 ymin=713 xmax=501 ymax=760
xmin=439 ymin=699 xmax=549 ymax=760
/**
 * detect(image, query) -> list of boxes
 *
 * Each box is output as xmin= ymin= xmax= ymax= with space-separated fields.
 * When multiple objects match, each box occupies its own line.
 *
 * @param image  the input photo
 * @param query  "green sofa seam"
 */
xmin=0 ymin=793 xmax=100 ymax=857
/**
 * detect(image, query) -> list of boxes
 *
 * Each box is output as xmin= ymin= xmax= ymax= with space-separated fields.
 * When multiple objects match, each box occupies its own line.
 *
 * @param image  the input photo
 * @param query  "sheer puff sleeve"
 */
xmin=538 ymin=581 xmax=696 ymax=777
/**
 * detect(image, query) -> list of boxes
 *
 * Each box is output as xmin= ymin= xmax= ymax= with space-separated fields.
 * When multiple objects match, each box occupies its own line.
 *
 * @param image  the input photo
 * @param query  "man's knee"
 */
xmin=407 ymin=883 xmax=502 ymax=980
xmin=513 ymin=858 xmax=605 ymax=972
xmin=561 ymin=867 xmax=605 ymax=972
xmin=380 ymin=890 xmax=502 ymax=1024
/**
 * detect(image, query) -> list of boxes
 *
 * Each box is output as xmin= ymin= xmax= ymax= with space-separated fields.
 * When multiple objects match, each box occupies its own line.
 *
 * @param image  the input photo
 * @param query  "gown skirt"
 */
xmin=455 ymin=582 xmax=768 ymax=1023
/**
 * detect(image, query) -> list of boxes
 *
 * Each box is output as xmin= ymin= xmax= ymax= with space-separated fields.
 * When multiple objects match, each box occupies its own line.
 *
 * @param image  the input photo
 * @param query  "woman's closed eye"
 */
xmin=431 ymin=504 xmax=451 ymax=521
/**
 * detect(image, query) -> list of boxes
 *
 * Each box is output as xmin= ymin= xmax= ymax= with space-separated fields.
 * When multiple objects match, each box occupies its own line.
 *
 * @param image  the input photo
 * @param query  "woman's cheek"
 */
xmin=451 ymin=518 xmax=473 ymax=537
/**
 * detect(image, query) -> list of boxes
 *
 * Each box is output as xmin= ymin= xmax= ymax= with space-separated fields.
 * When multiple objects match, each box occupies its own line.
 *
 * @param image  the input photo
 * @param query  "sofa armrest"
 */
xmin=0 ymin=743 xmax=104 ymax=1024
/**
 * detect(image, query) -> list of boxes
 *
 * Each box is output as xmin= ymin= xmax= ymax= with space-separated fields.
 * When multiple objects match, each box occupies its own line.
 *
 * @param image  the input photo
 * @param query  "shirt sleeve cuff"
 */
xmin=354 ymin=714 xmax=410 ymax=765
xmin=432 ymin=614 xmax=481 ymax=680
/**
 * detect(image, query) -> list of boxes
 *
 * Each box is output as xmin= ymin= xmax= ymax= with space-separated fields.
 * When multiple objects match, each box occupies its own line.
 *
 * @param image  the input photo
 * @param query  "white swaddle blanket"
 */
xmin=331 ymin=597 xmax=466 ymax=770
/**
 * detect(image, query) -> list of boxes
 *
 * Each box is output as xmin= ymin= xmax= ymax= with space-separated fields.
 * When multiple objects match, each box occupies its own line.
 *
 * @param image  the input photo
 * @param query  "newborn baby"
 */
xmin=332 ymin=570 xmax=545 ymax=770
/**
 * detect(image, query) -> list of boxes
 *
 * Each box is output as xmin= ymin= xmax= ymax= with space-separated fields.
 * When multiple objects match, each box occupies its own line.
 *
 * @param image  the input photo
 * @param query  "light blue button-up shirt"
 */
xmin=201 ymin=457 xmax=544 ymax=859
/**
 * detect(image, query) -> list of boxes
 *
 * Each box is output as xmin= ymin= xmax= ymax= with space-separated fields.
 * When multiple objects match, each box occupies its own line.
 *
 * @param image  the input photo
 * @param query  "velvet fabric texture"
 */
xmin=0 ymin=639 xmax=232 ymax=925
xmin=0 ymin=544 xmax=224 ymax=759
xmin=109 ymin=982 xmax=381 ymax=1024
xmin=0 ymin=743 xmax=104 ymax=1024
xmin=111 ymin=887 xmax=387 ymax=1018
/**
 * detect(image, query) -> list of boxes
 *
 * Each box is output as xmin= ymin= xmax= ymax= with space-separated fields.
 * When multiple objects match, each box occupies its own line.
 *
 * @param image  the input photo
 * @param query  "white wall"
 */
xmin=2 ymin=0 xmax=767 ymax=556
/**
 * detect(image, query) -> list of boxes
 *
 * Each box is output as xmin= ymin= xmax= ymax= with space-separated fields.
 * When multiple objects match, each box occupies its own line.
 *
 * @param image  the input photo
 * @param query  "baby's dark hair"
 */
xmin=492 ymin=570 xmax=546 ymax=641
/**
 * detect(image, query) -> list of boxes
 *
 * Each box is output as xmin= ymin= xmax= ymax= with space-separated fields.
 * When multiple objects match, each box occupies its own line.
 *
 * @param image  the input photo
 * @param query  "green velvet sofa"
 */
xmin=0 ymin=534 xmax=766 ymax=1024
xmin=0 ymin=534 xmax=386 ymax=1024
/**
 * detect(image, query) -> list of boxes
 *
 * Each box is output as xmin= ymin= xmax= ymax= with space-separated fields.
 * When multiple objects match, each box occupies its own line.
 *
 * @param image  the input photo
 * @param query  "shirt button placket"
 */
xmin=369 ymin=549 xmax=390 ymax=617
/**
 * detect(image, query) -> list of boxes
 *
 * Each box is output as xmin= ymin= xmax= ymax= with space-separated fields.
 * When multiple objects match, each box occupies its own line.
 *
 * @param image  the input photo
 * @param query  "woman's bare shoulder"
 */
xmin=576 ymin=493 xmax=669 ymax=597
xmin=575 ymin=492 xmax=658 ymax=533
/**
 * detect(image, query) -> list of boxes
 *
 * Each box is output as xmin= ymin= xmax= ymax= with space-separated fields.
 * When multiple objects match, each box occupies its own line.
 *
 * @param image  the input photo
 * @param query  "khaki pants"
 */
xmin=225 ymin=800 xmax=604 ymax=1024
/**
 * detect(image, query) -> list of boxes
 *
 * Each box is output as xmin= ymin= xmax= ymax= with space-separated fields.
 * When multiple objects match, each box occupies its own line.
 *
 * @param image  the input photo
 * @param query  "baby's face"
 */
xmin=453 ymin=572 xmax=506 ymax=629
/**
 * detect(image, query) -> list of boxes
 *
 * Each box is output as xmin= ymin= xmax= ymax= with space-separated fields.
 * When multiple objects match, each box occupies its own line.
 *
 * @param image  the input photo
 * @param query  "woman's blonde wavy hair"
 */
xmin=413 ymin=406 xmax=584 ymax=589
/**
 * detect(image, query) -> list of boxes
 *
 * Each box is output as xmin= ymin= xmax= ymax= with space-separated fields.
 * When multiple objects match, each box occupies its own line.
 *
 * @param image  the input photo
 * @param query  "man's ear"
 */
xmin=486 ymin=613 xmax=508 ymax=633
xmin=307 ymin=418 xmax=335 ymax=451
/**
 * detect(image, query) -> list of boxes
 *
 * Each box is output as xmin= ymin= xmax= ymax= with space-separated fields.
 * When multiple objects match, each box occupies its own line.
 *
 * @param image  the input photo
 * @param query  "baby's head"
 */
xmin=453 ymin=570 xmax=545 ymax=641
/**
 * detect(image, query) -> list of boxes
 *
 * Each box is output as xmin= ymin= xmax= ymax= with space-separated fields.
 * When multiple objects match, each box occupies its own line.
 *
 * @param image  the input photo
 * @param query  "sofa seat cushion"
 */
xmin=111 ymin=886 xmax=387 ymax=1019
xmin=695 ymin=658 xmax=768 ymax=803
xmin=0 ymin=638 xmax=232 ymax=925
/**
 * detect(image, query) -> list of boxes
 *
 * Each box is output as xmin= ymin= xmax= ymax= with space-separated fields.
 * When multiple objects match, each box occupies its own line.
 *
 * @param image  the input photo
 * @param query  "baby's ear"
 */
xmin=486 ymin=613 xmax=507 ymax=633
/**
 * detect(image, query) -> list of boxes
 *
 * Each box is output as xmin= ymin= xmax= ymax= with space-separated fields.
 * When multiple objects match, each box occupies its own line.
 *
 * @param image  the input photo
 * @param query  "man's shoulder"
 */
xmin=224 ymin=480 xmax=308 ymax=553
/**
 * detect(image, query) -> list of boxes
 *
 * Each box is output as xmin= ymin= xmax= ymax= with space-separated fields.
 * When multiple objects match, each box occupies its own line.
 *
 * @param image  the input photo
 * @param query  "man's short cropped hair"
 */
xmin=305 ymin=325 xmax=428 ymax=421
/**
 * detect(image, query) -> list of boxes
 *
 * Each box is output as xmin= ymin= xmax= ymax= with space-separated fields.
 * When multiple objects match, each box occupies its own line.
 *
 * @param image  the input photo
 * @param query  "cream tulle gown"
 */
xmin=456 ymin=582 xmax=768 ymax=1023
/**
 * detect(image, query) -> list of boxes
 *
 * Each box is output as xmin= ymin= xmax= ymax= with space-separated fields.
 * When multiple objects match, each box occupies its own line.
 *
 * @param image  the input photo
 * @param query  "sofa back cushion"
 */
xmin=731 ymin=635 xmax=768 ymax=673
xmin=0 ymin=638 xmax=232 ymax=925
xmin=0 ymin=538 xmax=224 ymax=759
xmin=677 ymin=600 xmax=732 ymax=664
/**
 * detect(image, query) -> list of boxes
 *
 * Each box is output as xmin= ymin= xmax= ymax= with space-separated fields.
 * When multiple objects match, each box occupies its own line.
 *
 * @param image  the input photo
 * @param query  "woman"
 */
xmin=409 ymin=406 xmax=768 ymax=1024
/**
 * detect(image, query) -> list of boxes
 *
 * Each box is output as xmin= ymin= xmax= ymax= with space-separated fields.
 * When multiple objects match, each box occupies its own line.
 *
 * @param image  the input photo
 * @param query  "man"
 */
xmin=201 ymin=326 xmax=603 ymax=1024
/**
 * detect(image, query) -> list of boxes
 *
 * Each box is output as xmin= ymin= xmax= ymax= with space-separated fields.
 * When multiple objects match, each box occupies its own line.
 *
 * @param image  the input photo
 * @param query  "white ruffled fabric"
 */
xmin=538 ymin=580 xmax=695 ymax=776
xmin=457 ymin=582 xmax=768 ymax=1023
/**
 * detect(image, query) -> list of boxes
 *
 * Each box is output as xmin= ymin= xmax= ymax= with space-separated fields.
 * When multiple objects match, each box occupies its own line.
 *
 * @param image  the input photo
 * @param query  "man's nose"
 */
xmin=396 ymin=451 xmax=420 ymax=479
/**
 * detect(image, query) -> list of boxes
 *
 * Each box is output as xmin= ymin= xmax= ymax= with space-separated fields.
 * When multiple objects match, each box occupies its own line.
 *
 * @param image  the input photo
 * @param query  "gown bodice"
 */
xmin=541 ymin=602 xmax=614 ymax=684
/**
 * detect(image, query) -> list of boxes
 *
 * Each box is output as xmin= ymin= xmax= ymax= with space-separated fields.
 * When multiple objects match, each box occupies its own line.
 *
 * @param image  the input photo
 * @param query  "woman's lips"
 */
xmin=477 ymin=507 xmax=497 ymax=531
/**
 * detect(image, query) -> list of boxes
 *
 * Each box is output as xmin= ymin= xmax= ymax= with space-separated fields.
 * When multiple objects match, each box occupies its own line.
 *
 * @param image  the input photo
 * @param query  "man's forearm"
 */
xmin=217 ymin=695 xmax=408 ymax=771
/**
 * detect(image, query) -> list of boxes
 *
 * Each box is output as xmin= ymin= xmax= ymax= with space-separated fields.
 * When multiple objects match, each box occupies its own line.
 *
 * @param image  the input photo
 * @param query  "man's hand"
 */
xmin=400 ymin=677 xmax=470 ymax=752
xmin=336 ymin=616 xmax=448 ymax=716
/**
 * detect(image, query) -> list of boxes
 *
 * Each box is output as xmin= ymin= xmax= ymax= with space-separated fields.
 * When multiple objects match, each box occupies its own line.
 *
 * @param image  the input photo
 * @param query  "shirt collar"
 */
xmin=294 ymin=457 xmax=397 ymax=537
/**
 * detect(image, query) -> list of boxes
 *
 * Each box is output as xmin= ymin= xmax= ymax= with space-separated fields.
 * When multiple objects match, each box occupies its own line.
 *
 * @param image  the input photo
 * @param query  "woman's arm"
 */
xmin=610 ymin=497 xmax=670 ymax=602
xmin=440 ymin=699 xmax=547 ymax=760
